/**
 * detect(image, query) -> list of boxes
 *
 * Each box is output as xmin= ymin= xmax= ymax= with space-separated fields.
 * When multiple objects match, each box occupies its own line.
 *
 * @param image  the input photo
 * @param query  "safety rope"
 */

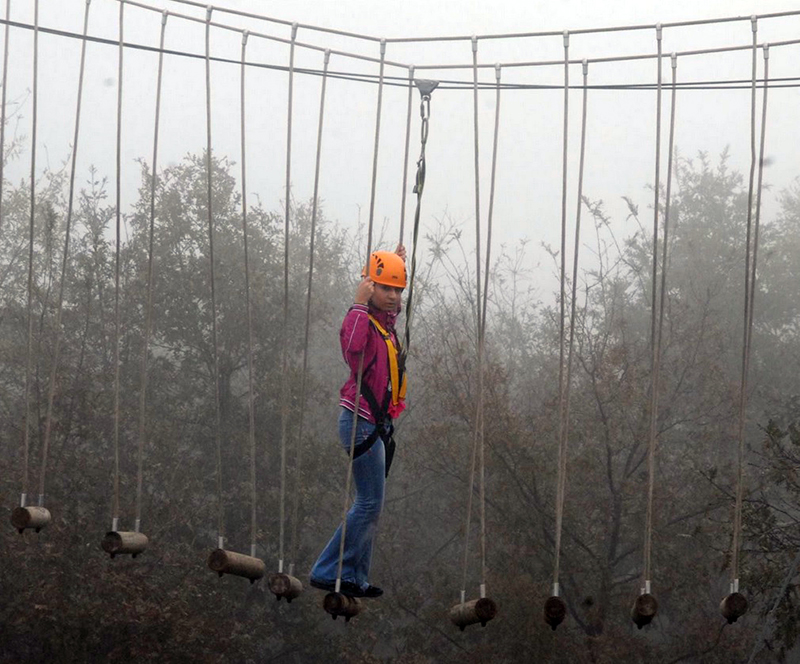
xmin=237 ymin=28 xmax=257 ymax=558
xmin=19 ymin=0 xmax=37 ymax=510
xmin=552 ymin=30 xmax=570 ymax=597
xmin=459 ymin=36 xmax=483 ymax=605
xmin=135 ymin=8 xmax=167 ymax=535
xmin=0 ymin=0 xmax=11 ymax=233
xmin=732 ymin=26 xmax=770 ymax=591
xmin=203 ymin=6 xmax=224 ymax=551
xmin=398 ymin=66 xmax=414 ymax=244
xmin=19 ymin=0 xmax=38 ymax=510
xmin=553 ymin=55 xmax=591 ymax=599
xmin=38 ymin=0 xmax=92 ymax=513
xmin=731 ymin=16 xmax=760 ymax=594
xmin=288 ymin=48 xmax=331 ymax=576
xmin=478 ymin=63 xmax=503 ymax=598
xmin=277 ymin=22 xmax=298 ymax=576
xmin=110 ymin=0 xmax=124 ymax=529
xmin=335 ymin=39 xmax=386 ymax=593
xmin=642 ymin=23 xmax=664 ymax=594
xmin=401 ymin=78 xmax=436 ymax=355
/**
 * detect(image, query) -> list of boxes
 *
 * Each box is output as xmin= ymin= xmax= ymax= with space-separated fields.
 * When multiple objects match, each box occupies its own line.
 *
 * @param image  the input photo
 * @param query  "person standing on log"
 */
xmin=309 ymin=245 xmax=408 ymax=599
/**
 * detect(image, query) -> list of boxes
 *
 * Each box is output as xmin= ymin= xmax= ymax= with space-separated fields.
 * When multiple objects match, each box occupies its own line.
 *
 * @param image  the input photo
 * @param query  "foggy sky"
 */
xmin=4 ymin=0 xmax=800 ymax=300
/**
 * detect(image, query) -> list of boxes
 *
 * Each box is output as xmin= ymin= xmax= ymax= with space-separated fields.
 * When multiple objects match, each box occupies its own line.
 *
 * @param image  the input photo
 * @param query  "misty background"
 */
xmin=2 ymin=0 xmax=800 ymax=662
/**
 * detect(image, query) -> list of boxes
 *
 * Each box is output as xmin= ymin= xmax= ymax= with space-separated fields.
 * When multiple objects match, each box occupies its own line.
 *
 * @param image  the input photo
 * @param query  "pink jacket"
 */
xmin=339 ymin=303 xmax=405 ymax=423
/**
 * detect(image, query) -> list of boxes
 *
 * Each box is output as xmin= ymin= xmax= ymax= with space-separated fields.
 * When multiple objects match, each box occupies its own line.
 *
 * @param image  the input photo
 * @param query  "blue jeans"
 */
xmin=310 ymin=408 xmax=386 ymax=589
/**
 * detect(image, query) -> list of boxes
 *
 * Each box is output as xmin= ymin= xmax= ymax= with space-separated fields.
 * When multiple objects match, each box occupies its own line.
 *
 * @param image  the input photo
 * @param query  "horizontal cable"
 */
xmin=165 ymin=0 xmax=381 ymax=42
xmin=164 ymin=0 xmax=800 ymax=48
xmin=122 ymin=0 xmax=407 ymax=68
xmin=4 ymin=18 xmax=800 ymax=93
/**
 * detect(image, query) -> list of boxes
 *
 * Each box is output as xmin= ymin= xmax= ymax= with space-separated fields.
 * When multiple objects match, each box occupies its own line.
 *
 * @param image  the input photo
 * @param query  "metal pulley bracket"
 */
xmin=414 ymin=78 xmax=439 ymax=98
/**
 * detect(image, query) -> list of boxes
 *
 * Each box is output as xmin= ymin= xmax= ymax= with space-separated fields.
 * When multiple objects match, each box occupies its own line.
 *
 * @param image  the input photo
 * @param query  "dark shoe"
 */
xmin=362 ymin=585 xmax=384 ymax=598
xmin=309 ymin=578 xmax=336 ymax=592
xmin=338 ymin=581 xmax=365 ymax=597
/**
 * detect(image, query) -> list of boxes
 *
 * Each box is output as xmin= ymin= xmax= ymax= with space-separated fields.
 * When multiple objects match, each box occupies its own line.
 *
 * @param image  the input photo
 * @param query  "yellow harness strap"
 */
xmin=368 ymin=315 xmax=407 ymax=405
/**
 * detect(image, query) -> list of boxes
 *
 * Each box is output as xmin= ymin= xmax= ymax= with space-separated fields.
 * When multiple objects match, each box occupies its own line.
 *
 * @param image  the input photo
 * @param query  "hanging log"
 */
xmin=631 ymin=593 xmax=658 ymax=629
xmin=720 ymin=592 xmax=748 ymax=624
xmin=449 ymin=597 xmax=498 ymax=631
xmin=207 ymin=548 xmax=265 ymax=583
xmin=544 ymin=596 xmax=567 ymax=630
xmin=323 ymin=592 xmax=362 ymax=622
xmin=268 ymin=572 xmax=303 ymax=603
xmin=101 ymin=531 xmax=149 ymax=558
xmin=10 ymin=506 xmax=51 ymax=534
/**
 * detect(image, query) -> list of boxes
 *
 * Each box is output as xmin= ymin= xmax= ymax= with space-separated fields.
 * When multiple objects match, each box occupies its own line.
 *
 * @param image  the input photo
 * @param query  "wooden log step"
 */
xmin=10 ymin=506 xmax=51 ymax=534
xmin=720 ymin=592 xmax=748 ymax=624
xmin=631 ymin=593 xmax=658 ymax=629
xmin=449 ymin=597 xmax=498 ymax=631
xmin=323 ymin=592 xmax=362 ymax=622
xmin=207 ymin=549 xmax=265 ymax=583
xmin=268 ymin=573 xmax=303 ymax=603
xmin=544 ymin=596 xmax=567 ymax=630
xmin=101 ymin=531 xmax=149 ymax=558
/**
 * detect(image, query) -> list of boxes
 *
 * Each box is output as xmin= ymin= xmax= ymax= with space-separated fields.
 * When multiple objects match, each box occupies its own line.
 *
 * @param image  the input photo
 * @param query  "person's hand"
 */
xmin=395 ymin=243 xmax=407 ymax=262
xmin=354 ymin=277 xmax=374 ymax=305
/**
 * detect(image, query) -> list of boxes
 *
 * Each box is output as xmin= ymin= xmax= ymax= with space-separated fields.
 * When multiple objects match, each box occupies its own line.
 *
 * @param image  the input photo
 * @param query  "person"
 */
xmin=309 ymin=245 xmax=408 ymax=599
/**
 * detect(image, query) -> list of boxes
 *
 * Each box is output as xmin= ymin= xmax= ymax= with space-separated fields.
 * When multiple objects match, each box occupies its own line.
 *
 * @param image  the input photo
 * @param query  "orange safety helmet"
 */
xmin=362 ymin=250 xmax=407 ymax=288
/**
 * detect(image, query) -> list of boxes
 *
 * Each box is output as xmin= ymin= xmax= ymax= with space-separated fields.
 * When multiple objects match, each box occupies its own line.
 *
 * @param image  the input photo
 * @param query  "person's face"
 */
xmin=371 ymin=283 xmax=403 ymax=311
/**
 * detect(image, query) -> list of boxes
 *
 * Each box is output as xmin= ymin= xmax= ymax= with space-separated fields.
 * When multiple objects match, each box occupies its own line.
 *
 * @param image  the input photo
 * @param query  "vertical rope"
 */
xmin=204 ymin=6 xmax=224 ymax=550
xmin=237 ymin=29 xmax=257 ymax=559
xmin=109 ymin=0 xmax=124 ymax=526
xmin=21 ymin=0 xmax=38 ymax=509
xmin=553 ymin=58 xmax=590 ymax=600
xmin=459 ymin=35 xmax=481 ymax=605
xmin=398 ymin=65 xmax=414 ymax=245
xmin=278 ymin=22 xmax=298 ymax=575
xmin=731 ymin=17 xmax=759 ymax=592
xmin=38 ymin=0 xmax=92 ymax=511
xmin=135 ymin=9 xmax=168 ymax=535
xmin=642 ymin=24 xmax=664 ymax=592
xmin=335 ymin=39 xmax=386 ymax=592
xmin=288 ymin=48 xmax=330 ymax=575
xmin=552 ymin=30 xmax=569 ymax=596
xmin=476 ymin=63 xmax=502 ymax=598
xmin=0 ymin=0 xmax=12 ymax=233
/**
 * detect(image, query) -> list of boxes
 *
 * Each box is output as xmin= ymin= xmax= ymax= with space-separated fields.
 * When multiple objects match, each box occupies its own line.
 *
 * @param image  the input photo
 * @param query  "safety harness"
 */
xmin=350 ymin=315 xmax=407 ymax=477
